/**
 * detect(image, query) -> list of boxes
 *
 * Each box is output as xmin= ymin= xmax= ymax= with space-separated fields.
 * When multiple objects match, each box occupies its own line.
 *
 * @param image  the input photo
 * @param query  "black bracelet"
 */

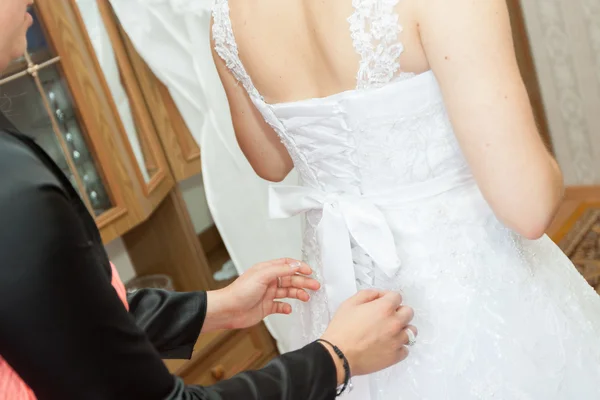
xmin=317 ymin=339 xmax=351 ymax=396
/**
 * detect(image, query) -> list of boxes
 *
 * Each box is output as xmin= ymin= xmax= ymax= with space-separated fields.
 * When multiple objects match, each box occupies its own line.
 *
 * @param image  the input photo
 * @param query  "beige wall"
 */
xmin=521 ymin=0 xmax=600 ymax=185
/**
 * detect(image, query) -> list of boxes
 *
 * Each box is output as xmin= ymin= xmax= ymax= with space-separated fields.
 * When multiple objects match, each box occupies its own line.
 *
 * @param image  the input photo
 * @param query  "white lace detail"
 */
xmin=211 ymin=0 xmax=322 ymax=189
xmin=348 ymin=0 xmax=415 ymax=89
xmin=211 ymin=0 xmax=262 ymax=100
xmin=212 ymin=2 xmax=600 ymax=397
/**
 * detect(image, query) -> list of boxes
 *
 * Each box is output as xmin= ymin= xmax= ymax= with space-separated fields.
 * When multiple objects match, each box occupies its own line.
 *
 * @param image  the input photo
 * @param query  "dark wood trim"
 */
xmin=36 ymin=0 xmax=148 ymax=243
xmin=111 ymin=6 xmax=202 ymax=182
xmin=164 ymin=323 xmax=277 ymax=385
xmin=547 ymin=186 xmax=600 ymax=240
xmin=95 ymin=0 xmax=175 ymax=208
xmin=198 ymin=224 xmax=224 ymax=256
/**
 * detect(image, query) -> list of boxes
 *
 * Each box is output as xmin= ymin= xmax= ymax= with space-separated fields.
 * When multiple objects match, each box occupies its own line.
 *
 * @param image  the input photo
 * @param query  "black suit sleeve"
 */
xmin=186 ymin=342 xmax=338 ymax=400
xmin=127 ymin=289 xmax=206 ymax=359
xmin=0 ymin=185 xmax=176 ymax=399
xmin=0 ymin=184 xmax=337 ymax=400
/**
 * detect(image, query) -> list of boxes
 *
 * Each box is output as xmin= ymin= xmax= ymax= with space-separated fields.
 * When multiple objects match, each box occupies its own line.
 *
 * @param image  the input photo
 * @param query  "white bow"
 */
xmin=269 ymin=185 xmax=400 ymax=316
xmin=269 ymin=166 xmax=474 ymax=318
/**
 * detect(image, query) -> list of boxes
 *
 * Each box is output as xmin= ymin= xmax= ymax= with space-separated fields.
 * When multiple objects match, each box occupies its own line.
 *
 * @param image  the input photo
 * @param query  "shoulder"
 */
xmin=0 ymin=131 xmax=73 ymax=240
xmin=0 ymin=131 xmax=113 ymax=291
xmin=417 ymin=0 xmax=509 ymax=26
xmin=0 ymin=131 xmax=66 ymax=203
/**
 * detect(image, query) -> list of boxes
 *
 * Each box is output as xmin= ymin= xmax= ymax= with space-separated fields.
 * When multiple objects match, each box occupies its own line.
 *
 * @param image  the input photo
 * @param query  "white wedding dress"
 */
xmin=212 ymin=1 xmax=600 ymax=398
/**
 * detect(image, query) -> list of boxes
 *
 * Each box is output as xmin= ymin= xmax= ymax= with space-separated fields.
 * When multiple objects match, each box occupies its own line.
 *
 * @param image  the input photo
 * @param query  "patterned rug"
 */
xmin=557 ymin=206 xmax=600 ymax=294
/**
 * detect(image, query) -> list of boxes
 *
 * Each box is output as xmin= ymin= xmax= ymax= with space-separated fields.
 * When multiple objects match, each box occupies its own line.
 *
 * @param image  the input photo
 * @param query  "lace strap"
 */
xmin=212 ymin=0 xmax=262 ymax=100
xmin=348 ymin=0 xmax=408 ymax=90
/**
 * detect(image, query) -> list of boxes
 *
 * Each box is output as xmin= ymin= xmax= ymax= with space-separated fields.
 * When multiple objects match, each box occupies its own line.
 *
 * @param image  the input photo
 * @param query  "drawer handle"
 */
xmin=211 ymin=365 xmax=226 ymax=381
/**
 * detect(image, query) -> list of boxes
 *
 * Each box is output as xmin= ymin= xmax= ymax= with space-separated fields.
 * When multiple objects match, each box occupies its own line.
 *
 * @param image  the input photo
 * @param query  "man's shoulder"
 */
xmin=0 ymin=130 xmax=65 ymax=207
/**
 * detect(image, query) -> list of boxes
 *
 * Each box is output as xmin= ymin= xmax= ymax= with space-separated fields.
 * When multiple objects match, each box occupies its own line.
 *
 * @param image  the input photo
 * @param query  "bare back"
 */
xmin=209 ymin=4 xmax=596 ymax=400
xmin=212 ymin=0 xmax=561 ymax=238
xmin=228 ymin=0 xmax=429 ymax=104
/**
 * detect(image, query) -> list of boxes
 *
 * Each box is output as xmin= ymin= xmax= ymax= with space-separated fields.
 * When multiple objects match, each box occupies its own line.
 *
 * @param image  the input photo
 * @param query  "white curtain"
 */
xmin=77 ymin=0 xmax=151 ymax=183
xmin=110 ymin=0 xmax=301 ymax=353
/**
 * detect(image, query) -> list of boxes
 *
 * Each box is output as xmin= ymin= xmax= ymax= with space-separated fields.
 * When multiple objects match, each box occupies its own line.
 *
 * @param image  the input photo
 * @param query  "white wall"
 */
xmin=521 ymin=0 xmax=600 ymax=185
xmin=105 ymin=237 xmax=137 ymax=282
xmin=180 ymin=174 xmax=214 ymax=233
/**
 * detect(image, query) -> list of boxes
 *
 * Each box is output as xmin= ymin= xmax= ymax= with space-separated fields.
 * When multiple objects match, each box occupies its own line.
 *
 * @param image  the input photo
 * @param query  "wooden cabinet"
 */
xmin=0 ymin=0 xmax=178 ymax=243
xmin=76 ymin=0 xmax=175 ymax=211
xmin=164 ymin=324 xmax=278 ymax=386
xmin=97 ymin=2 xmax=202 ymax=182
xmin=120 ymin=37 xmax=203 ymax=182
xmin=1 ymin=0 xmax=203 ymax=243
xmin=6 ymin=0 xmax=206 ymax=242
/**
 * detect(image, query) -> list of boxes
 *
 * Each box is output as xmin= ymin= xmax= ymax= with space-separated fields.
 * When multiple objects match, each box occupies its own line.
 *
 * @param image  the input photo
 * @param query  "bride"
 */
xmin=210 ymin=0 xmax=600 ymax=398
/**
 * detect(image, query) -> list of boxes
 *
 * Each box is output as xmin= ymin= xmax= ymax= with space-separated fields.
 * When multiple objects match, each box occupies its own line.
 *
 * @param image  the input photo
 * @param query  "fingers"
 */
xmin=278 ymin=274 xmax=320 ymax=291
xmin=396 ymin=305 xmax=415 ymax=324
xmin=270 ymin=301 xmax=292 ymax=315
xmin=260 ymin=258 xmax=310 ymax=273
xmin=397 ymin=346 xmax=410 ymax=363
xmin=382 ymin=305 xmax=416 ymax=351
xmin=398 ymin=325 xmax=418 ymax=347
xmin=347 ymin=289 xmax=387 ymax=305
xmin=265 ymin=258 xmax=301 ymax=266
xmin=255 ymin=259 xmax=313 ymax=285
xmin=275 ymin=287 xmax=311 ymax=302
xmin=381 ymin=291 xmax=403 ymax=309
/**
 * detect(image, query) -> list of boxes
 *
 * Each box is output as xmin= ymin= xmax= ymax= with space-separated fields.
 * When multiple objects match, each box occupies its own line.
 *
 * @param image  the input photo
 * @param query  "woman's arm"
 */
xmin=0 ymin=182 xmax=336 ymax=399
xmin=127 ymin=289 xmax=206 ymax=359
xmin=418 ymin=0 xmax=563 ymax=239
xmin=0 ymin=186 xmax=173 ymax=398
xmin=210 ymin=19 xmax=293 ymax=183
xmin=168 ymin=342 xmax=337 ymax=400
xmin=127 ymin=259 xmax=319 ymax=359
xmin=127 ymin=288 xmax=339 ymax=399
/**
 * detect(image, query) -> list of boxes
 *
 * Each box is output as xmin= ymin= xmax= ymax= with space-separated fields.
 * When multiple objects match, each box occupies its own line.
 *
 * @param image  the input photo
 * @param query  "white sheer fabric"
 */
xmin=109 ymin=0 xmax=303 ymax=353
xmin=78 ymin=0 xmax=150 ymax=182
xmin=211 ymin=0 xmax=600 ymax=399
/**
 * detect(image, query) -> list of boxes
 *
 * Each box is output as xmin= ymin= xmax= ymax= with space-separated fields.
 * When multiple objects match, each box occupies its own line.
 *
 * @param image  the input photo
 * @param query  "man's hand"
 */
xmin=202 ymin=258 xmax=320 ymax=333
